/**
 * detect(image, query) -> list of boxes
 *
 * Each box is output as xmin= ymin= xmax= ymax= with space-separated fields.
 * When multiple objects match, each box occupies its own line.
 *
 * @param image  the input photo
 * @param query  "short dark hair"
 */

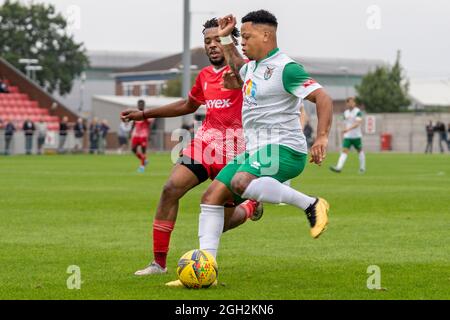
xmin=346 ymin=97 xmax=355 ymax=103
xmin=203 ymin=18 xmax=240 ymax=38
xmin=242 ymin=10 xmax=278 ymax=27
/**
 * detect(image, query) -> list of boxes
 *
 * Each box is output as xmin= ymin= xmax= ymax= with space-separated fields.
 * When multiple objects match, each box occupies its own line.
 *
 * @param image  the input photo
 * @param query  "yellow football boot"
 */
xmin=305 ymin=198 xmax=329 ymax=238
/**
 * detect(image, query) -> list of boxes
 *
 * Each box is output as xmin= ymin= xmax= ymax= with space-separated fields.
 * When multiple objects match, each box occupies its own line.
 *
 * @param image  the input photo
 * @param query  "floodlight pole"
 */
xmin=19 ymin=59 xmax=41 ymax=81
xmin=181 ymin=0 xmax=192 ymax=125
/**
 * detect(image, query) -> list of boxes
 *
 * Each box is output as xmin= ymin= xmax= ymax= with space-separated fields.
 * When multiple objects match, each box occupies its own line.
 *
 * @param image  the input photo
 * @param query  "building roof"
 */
xmin=119 ymin=48 xmax=208 ymax=73
xmin=88 ymin=50 xmax=170 ymax=69
xmin=92 ymin=95 xmax=181 ymax=107
xmin=294 ymin=56 xmax=386 ymax=76
xmin=409 ymin=79 xmax=450 ymax=107
xmin=115 ymin=47 xmax=385 ymax=76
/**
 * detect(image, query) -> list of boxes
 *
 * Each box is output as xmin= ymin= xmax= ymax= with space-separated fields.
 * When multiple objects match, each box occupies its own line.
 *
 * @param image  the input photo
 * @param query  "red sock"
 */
xmin=135 ymin=151 xmax=144 ymax=164
xmin=239 ymin=200 xmax=258 ymax=220
xmin=141 ymin=154 xmax=146 ymax=166
xmin=153 ymin=219 xmax=175 ymax=269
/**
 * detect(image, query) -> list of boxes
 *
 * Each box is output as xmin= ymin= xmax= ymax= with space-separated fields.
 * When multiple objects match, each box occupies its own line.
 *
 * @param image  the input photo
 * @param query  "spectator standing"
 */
xmin=58 ymin=116 xmax=69 ymax=154
xmin=4 ymin=121 xmax=15 ymax=155
xmin=89 ymin=118 xmax=100 ymax=154
xmin=436 ymin=121 xmax=448 ymax=153
xmin=448 ymin=123 xmax=450 ymax=150
xmin=22 ymin=119 xmax=35 ymax=155
xmin=36 ymin=118 xmax=47 ymax=155
xmin=98 ymin=119 xmax=110 ymax=154
xmin=117 ymin=118 xmax=132 ymax=154
xmin=73 ymin=118 xmax=86 ymax=153
xmin=425 ymin=121 xmax=434 ymax=154
xmin=303 ymin=121 xmax=314 ymax=149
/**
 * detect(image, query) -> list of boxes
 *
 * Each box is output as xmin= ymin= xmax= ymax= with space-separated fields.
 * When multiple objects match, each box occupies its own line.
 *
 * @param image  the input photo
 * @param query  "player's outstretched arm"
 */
xmin=218 ymin=15 xmax=246 ymax=79
xmin=343 ymin=118 xmax=362 ymax=134
xmin=305 ymin=88 xmax=333 ymax=165
xmin=120 ymin=97 xmax=201 ymax=122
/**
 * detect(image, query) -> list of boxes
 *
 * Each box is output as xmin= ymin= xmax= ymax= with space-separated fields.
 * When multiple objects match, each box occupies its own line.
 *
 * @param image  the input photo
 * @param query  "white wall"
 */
xmin=309 ymin=113 xmax=450 ymax=153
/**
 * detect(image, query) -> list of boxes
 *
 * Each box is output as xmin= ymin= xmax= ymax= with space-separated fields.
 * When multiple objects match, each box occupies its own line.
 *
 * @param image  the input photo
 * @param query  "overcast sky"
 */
xmin=2 ymin=0 xmax=450 ymax=78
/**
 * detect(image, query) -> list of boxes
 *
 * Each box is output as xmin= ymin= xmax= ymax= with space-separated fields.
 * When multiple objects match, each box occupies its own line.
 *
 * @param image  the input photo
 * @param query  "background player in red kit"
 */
xmin=121 ymin=18 xmax=262 ymax=277
xmin=131 ymin=99 xmax=154 ymax=173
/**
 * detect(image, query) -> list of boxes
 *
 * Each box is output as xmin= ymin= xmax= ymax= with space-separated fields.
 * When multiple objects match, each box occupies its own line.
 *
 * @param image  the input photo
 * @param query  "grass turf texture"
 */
xmin=0 ymin=153 xmax=449 ymax=300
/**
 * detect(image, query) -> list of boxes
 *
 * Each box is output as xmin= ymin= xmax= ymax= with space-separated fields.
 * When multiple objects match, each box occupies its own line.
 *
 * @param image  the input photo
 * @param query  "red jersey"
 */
xmin=132 ymin=119 xmax=152 ymax=139
xmin=188 ymin=65 xmax=245 ymax=162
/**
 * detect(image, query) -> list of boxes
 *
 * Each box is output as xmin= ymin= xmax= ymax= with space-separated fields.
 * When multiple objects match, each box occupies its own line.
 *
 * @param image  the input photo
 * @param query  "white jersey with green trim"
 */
xmin=239 ymin=48 xmax=322 ymax=154
xmin=343 ymin=107 xmax=363 ymax=139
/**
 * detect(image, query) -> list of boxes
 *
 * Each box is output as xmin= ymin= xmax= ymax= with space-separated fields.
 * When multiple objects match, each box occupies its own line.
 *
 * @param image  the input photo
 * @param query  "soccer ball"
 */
xmin=177 ymin=249 xmax=218 ymax=289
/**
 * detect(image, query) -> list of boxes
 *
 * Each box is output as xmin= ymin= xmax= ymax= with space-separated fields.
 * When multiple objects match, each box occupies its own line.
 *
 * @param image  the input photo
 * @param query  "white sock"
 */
xmin=359 ymin=151 xmax=366 ymax=171
xmin=198 ymin=204 xmax=224 ymax=260
xmin=336 ymin=153 xmax=348 ymax=170
xmin=242 ymin=177 xmax=316 ymax=210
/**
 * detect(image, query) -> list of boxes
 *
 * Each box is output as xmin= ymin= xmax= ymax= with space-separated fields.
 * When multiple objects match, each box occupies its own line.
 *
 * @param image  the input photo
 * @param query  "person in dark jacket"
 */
xmin=73 ymin=118 xmax=86 ymax=153
xmin=4 ymin=121 xmax=15 ymax=155
xmin=58 ymin=116 xmax=69 ymax=154
xmin=98 ymin=119 xmax=110 ymax=154
xmin=22 ymin=119 xmax=35 ymax=155
xmin=89 ymin=118 xmax=100 ymax=154
xmin=0 ymin=78 xmax=9 ymax=93
xmin=425 ymin=121 xmax=434 ymax=154
xmin=434 ymin=121 xmax=448 ymax=153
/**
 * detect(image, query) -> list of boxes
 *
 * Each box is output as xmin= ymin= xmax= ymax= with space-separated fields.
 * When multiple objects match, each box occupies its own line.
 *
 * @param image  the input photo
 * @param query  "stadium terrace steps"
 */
xmin=0 ymin=82 xmax=59 ymax=130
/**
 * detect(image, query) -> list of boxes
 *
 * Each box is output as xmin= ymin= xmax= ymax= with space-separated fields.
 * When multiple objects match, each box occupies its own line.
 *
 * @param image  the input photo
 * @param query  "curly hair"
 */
xmin=203 ymin=18 xmax=240 ymax=38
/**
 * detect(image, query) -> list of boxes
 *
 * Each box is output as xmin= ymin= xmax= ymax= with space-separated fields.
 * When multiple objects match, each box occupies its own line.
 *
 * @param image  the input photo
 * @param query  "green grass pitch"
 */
xmin=0 ymin=152 xmax=449 ymax=300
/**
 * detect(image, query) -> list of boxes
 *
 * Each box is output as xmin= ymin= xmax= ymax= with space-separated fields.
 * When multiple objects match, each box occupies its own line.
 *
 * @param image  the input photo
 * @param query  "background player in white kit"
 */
xmin=330 ymin=97 xmax=366 ymax=173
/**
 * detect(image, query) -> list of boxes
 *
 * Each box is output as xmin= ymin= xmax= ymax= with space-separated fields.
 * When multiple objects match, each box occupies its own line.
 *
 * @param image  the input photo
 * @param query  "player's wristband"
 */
xmin=220 ymin=35 xmax=233 ymax=45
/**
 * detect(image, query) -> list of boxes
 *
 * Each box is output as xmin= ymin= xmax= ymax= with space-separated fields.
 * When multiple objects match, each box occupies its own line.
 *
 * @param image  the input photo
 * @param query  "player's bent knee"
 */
xmin=201 ymin=188 xmax=216 ymax=205
xmin=230 ymin=174 xmax=251 ymax=196
xmin=201 ymin=186 xmax=228 ymax=205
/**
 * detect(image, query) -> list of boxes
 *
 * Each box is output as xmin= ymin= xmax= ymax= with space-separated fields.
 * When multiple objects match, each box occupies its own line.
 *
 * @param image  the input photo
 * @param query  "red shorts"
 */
xmin=131 ymin=137 xmax=148 ymax=149
xmin=182 ymin=138 xmax=228 ymax=180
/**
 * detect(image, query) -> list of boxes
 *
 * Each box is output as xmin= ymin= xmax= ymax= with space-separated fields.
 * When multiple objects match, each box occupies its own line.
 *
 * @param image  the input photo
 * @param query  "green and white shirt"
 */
xmin=239 ymin=48 xmax=322 ymax=154
xmin=343 ymin=107 xmax=363 ymax=139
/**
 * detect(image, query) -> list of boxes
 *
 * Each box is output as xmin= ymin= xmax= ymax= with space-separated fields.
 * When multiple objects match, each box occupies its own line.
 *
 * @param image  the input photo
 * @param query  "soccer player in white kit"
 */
xmin=197 ymin=10 xmax=334 ymax=261
xmin=330 ymin=97 xmax=366 ymax=173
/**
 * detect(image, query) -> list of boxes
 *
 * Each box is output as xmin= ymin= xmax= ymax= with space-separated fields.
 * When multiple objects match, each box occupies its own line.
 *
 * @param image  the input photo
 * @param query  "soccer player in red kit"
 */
xmin=121 ymin=18 xmax=262 ymax=279
xmin=131 ymin=99 xmax=154 ymax=173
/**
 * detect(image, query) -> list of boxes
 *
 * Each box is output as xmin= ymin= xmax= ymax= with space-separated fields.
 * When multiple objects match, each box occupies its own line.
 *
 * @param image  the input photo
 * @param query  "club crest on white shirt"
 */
xmin=264 ymin=66 xmax=275 ymax=80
